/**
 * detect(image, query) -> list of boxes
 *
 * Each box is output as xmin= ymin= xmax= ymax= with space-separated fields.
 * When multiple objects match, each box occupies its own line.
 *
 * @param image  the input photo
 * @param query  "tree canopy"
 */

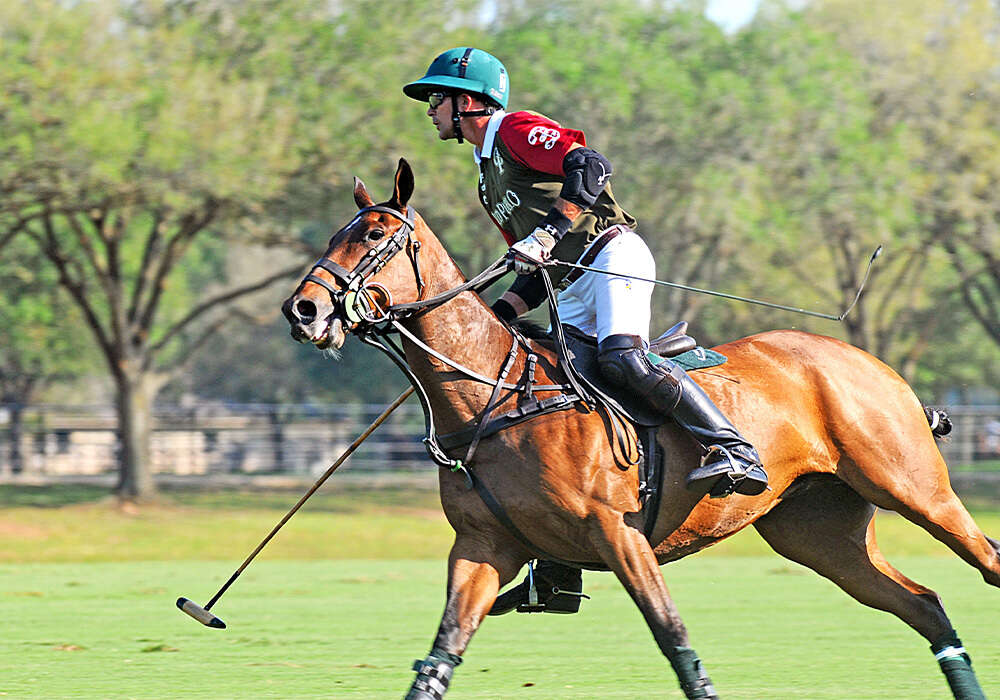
xmin=1 ymin=0 xmax=998 ymax=496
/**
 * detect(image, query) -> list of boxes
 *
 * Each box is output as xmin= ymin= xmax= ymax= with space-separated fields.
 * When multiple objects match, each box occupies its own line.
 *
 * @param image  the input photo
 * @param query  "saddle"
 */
xmin=562 ymin=322 xmax=726 ymax=427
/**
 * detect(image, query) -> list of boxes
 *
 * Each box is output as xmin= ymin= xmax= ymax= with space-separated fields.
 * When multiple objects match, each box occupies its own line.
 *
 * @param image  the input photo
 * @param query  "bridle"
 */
xmin=300 ymin=204 xmax=425 ymax=327
xmin=290 ymin=202 xmax=647 ymax=569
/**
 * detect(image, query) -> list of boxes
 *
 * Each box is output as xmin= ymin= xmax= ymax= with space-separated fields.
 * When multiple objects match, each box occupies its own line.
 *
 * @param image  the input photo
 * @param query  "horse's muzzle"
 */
xmin=282 ymin=294 xmax=347 ymax=349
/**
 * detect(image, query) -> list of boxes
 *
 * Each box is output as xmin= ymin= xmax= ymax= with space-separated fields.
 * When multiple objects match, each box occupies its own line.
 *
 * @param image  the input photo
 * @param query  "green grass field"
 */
xmin=1 ymin=485 xmax=999 ymax=699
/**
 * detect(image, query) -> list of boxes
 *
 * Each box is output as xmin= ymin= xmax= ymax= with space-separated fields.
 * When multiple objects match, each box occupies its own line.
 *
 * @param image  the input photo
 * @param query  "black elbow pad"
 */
xmin=560 ymin=148 xmax=613 ymax=209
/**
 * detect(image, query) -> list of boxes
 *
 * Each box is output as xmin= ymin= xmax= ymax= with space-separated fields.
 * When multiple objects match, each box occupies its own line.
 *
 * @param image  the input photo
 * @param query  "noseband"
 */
xmin=300 ymin=204 xmax=424 ymax=325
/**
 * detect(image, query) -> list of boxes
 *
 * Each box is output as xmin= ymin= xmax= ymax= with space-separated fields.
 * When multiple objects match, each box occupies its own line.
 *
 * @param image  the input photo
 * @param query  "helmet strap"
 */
xmin=450 ymin=94 xmax=464 ymax=144
xmin=449 ymin=94 xmax=495 ymax=145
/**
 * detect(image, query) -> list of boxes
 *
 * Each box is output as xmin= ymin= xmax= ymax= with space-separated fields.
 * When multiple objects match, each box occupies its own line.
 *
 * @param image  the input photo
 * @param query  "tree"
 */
xmin=0 ymin=0 xmax=355 ymax=498
xmin=0 ymin=0 xmax=496 ymax=497
xmin=802 ymin=0 xmax=1000 ymax=352
xmin=0 ymin=239 xmax=95 ymax=474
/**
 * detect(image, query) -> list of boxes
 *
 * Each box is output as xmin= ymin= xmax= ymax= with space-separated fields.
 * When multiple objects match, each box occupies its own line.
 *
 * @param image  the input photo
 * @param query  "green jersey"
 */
xmin=474 ymin=110 xmax=636 ymax=292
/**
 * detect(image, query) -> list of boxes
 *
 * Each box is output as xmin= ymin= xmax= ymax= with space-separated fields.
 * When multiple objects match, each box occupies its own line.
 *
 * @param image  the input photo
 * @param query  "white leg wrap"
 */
xmin=934 ymin=645 xmax=968 ymax=662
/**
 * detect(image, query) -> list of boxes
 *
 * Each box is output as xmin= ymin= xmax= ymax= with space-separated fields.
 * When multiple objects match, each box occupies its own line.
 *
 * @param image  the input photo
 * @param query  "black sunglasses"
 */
xmin=427 ymin=92 xmax=448 ymax=110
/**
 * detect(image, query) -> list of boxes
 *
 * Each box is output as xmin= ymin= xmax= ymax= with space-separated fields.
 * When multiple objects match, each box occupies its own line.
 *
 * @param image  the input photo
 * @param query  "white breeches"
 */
xmin=555 ymin=227 xmax=654 ymax=344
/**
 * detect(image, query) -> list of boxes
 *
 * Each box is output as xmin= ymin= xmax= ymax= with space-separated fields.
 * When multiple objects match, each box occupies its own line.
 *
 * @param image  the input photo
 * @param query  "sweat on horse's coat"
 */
xmin=282 ymin=159 xmax=998 ymax=700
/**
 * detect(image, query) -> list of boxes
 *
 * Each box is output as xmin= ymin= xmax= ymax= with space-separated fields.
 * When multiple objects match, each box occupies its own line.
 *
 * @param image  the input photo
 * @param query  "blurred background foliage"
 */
xmin=1 ymin=0 xmax=998 ymax=493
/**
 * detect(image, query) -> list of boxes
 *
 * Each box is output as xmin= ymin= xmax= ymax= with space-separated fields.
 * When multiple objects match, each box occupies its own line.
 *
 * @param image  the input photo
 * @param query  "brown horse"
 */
xmin=282 ymin=160 xmax=998 ymax=699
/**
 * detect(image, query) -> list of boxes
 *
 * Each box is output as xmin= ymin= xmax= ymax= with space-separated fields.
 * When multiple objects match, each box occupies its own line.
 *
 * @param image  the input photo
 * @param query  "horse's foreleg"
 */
xmin=591 ymin=516 xmax=719 ymax=699
xmin=404 ymin=535 xmax=523 ymax=700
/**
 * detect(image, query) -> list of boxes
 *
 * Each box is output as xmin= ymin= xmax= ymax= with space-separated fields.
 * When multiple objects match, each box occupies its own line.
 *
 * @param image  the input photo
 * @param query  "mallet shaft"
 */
xmin=197 ymin=386 xmax=414 ymax=614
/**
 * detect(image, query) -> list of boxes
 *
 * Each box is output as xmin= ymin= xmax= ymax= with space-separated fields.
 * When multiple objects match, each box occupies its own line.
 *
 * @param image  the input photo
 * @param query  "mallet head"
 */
xmin=176 ymin=597 xmax=226 ymax=629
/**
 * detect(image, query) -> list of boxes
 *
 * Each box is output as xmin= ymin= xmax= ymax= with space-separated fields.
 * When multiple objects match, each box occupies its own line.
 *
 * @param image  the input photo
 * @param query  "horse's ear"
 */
xmin=391 ymin=158 xmax=414 ymax=209
xmin=354 ymin=177 xmax=374 ymax=208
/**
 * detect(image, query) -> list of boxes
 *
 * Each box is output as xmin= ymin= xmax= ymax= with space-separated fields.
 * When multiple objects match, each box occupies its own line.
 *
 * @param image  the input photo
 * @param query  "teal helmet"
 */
xmin=403 ymin=47 xmax=509 ymax=109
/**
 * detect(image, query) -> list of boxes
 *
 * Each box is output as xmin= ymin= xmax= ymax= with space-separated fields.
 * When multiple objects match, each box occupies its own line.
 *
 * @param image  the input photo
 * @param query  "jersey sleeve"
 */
xmin=497 ymin=111 xmax=587 ymax=175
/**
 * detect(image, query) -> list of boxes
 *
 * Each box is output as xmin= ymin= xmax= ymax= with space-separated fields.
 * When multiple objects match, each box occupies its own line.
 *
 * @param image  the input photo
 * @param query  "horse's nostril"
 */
xmin=295 ymin=299 xmax=317 ymax=321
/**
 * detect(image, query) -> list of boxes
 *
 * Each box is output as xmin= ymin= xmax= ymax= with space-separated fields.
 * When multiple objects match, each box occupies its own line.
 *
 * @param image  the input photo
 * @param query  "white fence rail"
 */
xmin=1 ymin=403 xmax=998 ymax=478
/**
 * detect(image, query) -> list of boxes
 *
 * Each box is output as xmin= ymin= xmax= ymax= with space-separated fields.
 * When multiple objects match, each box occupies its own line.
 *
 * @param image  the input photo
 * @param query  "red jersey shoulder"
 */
xmin=497 ymin=111 xmax=587 ymax=175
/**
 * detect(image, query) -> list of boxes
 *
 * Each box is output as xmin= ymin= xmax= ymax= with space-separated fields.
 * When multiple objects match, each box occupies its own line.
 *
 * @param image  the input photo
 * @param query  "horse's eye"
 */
xmin=367 ymin=229 xmax=386 ymax=242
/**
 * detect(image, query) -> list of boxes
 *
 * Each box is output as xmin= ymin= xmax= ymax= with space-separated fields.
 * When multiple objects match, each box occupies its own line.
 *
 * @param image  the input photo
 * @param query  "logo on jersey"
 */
xmin=527 ymin=125 xmax=561 ymax=150
xmin=491 ymin=189 xmax=521 ymax=226
xmin=493 ymin=151 xmax=504 ymax=175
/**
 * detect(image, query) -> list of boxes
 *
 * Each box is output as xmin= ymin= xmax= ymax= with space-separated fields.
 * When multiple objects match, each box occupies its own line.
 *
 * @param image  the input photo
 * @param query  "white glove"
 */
xmin=509 ymin=228 xmax=556 ymax=275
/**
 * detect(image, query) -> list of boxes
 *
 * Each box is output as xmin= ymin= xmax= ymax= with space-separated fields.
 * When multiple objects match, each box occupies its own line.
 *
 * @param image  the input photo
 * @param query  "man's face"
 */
xmin=426 ymin=92 xmax=456 ymax=141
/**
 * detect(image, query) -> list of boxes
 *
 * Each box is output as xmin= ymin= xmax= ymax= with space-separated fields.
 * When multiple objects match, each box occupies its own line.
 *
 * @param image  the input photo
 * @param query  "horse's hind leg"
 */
xmin=754 ymin=476 xmax=987 ymax=700
xmin=590 ymin=515 xmax=719 ymax=699
xmin=832 ymin=392 xmax=1000 ymax=588
xmin=847 ymin=455 xmax=1000 ymax=589
xmin=404 ymin=534 xmax=523 ymax=699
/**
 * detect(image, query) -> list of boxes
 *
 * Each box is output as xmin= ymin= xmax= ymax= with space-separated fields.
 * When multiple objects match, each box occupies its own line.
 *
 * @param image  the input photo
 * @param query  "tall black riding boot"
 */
xmin=671 ymin=370 xmax=768 ymax=497
xmin=487 ymin=560 xmax=588 ymax=615
xmin=597 ymin=333 xmax=768 ymax=498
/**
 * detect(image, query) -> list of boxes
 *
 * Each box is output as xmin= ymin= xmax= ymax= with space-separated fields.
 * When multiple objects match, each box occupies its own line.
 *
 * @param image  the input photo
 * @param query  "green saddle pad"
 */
xmin=649 ymin=347 xmax=726 ymax=371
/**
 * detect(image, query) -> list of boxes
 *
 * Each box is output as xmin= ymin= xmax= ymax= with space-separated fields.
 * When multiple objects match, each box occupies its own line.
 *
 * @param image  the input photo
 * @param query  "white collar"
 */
xmin=473 ymin=110 xmax=507 ymax=164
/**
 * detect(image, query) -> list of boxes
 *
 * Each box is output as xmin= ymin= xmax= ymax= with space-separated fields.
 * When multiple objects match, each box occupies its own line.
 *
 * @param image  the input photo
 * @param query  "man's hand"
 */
xmin=509 ymin=227 xmax=557 ymax=275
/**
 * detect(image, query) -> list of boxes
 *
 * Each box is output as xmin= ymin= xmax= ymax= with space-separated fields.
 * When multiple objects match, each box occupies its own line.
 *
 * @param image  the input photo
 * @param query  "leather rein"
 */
xmin=297 ymin=204 xmax=578 ymax=474
xmin=297 ymin=203 xmax=646 ymax=570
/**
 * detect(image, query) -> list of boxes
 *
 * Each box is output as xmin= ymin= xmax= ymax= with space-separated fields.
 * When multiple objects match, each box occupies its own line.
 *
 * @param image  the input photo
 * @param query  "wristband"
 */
xmin=537 ymin=208 xmax=573 ymax=241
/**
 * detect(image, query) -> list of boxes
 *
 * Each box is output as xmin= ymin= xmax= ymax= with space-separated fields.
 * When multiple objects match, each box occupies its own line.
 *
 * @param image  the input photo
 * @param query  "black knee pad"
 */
xmin=597 ymin=334 xmax=645 ymax=386
xmin=598 ymin=334 xmax=684 ymax=412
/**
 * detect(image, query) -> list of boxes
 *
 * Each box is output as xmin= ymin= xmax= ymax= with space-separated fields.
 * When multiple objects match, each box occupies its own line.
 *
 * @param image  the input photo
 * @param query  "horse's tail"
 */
xmin=923 ymin=406 xmax=952 ymax=439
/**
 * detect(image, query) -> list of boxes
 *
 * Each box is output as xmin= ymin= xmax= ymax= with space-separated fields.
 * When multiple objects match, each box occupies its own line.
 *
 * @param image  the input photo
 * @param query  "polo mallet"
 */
xmin=548 ymin=245 xmax=884 ymax=322
xmin=176 ymin=386 xmax=414 ymax=629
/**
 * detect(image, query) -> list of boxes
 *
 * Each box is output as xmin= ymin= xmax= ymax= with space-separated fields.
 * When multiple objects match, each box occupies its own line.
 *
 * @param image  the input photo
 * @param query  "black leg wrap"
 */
xmin=404 ymin=649 xmax=462 ymax=700
xmin=669 ymin=647 xmax=719 ymax=699
xmin=931 ymin=631 xmax=986 ymax=700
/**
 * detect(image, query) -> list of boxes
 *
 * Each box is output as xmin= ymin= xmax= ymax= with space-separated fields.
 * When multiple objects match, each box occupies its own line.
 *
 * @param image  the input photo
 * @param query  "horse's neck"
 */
xmin=401 ymin=290 xmax=518 ymax=431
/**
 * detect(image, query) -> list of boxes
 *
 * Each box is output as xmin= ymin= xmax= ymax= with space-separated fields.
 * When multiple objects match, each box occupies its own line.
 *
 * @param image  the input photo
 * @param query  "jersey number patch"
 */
xmin=527 ymin=125 xmax=561 ymax=150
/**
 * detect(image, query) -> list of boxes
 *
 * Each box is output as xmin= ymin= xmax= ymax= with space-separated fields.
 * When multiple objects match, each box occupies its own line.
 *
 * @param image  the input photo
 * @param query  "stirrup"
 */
xmin=489 ymin=561 xmax=590 ymax=616
xmin=516 ymin=562 xmax=547 ymax=613
xmin=515 ymin=562 xmax=590 ymax=613
xmin=686 ymin=445 xmax=768 ymax=498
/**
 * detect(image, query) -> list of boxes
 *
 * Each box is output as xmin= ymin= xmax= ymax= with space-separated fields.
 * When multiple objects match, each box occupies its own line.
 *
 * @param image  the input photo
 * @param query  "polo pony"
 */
xmin=282 ymin=159 xmax=997 ymax=700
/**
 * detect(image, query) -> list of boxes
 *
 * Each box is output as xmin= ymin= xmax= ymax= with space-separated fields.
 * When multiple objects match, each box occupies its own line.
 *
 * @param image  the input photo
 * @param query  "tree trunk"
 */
xmin=8 ymin=402 xmax=25 ymax=475
xmin=2 ymin=379 xmax=36 ymax=476
xmin=114 ymin=372 xmax=158 ymax=501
